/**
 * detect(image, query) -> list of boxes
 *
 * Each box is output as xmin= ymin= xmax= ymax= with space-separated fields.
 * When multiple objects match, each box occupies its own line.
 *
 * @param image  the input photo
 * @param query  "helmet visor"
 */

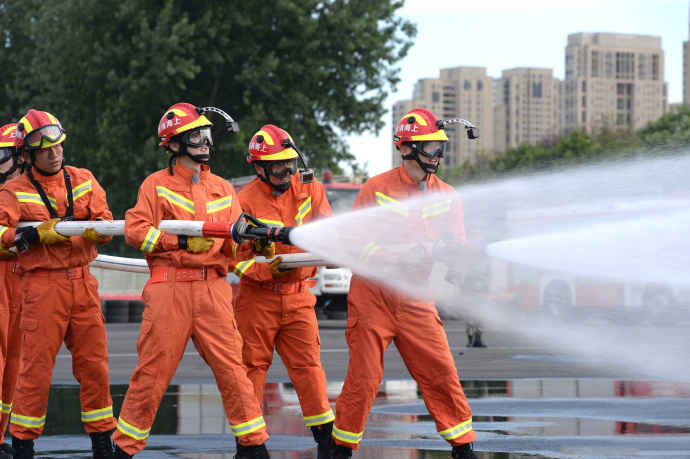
xmin=183 ymin=127 xmax=213 ymax=148
xmin=24 ymin=124 xmax=65 ymax=150
xmin=267 ymin=158 xmax=298 ymax=179
xmin=417 ymin=141 xmax=445 ymax=159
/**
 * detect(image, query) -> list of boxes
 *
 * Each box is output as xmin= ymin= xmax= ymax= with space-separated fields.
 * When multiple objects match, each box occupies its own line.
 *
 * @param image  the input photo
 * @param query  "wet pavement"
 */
xmin=16 ymin=378 xmax=690 ymax=458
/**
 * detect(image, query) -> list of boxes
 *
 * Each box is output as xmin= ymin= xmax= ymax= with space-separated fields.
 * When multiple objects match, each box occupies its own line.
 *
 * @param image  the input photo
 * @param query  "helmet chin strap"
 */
xmin=401 ymin=149 xmax=439 ymax=175
xmin=31 ymin=155 xmax=64 ymax=176
xmin=0 ymin=157 xmax=20 ymax=184
xmin=258 ymin=163 xmax=293 ymax=194
xmin=168 ymin=144 xmax=210 ymax=175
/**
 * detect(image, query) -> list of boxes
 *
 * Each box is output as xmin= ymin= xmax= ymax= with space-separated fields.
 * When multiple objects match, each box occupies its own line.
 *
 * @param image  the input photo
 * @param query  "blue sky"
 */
xmin=347 ymin=0 xmax=688 ymax=176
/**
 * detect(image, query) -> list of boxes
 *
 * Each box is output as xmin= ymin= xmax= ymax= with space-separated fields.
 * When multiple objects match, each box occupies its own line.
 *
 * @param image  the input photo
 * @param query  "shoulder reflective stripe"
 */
xmin=231 ymin=416 xmax=266 ymax=437
xmin=0 ymin=226 xmax=7 ymax=239
xmin=438 ymin=419 xmax=472 ymax=440
xmin=359 ymin=241 xmax=381 ymax=262
xmin=206 ymin=195 xmax=232 ymax=214
xmin=81 ymin=406 xmax=113 ymax=423
xmin=10 ymin=412 xmax=46 ymax=428
xmin=233 ymin=259 xmax=256 ymax=277
xmin=375 ymin=192 xmax=408 ymax=216
xmin=156 ymin=186 xmax=195 ymax=214
xmin=16 ymin=191 xmax=58 ymax=210
xmin=257 ymin=217 xmax=284 ymax=227
xmin=303 ymin=409 xmax=335 ymax=427
xmin=140 ymin=227 xmax=162 ymax=253
xmin=332 ymin=425 xmax=363 ymax=444
xmin=0 ymin=401 xmax=11 ymax=414
xmin=72 ymin=180 xmax=93 ymax=200
xmin=295 ymin=197 xmax=312 ymax=225
xmin=422 ymin=199 xmax=453 ymax=219
xmin=117 ymin=417 xmax=151 ymax=441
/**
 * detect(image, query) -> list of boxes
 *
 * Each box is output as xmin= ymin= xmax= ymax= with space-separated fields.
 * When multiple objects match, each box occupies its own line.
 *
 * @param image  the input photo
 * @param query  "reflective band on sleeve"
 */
xmin=81 ymin=406 xmax=114 ymax=423
xmin=332 ymin=425 xmax=363 ymax=445
xmin=72 ymin=180 xmax=93 ymax=200
xmin=117 ymin=417 xmax=151 ymax=441
xmin=140 ymin=226 xmax=162 ymax=253
xmin=359 ymin=241 xmax=381 ymax=262
xmin=258 ymin=217 xmax=284 ymax=227
xmin=16 ymin=191 xmax=58 ymax=210
xmin=295 ymin=197 xmax=312 ymax=226
xmin=303 ymin=409 xmax=335 ymax=427
xmin=233 ymin=259 xmax=256 ymax=278
xmin=231 ymin=416 xmax=266 ymax=437
xmin=0 ymin=226 xmax=7 ymax=239
xmin=439 ymin=419 xmax=473 ymax=440
xmin=10 ymin=412 xmax=46 ymax=429
xmin=421 ymin=199 xmax=452 ymax=219
xmin=0 ymin=400 xmax=11 ymax=414
xmin=206 ymin=195 xmax=232 ymax=214
xmin=156 ymin=186 xmax=195 ymax=214
xmin=375 ymin=192 xmax=408 ymax=216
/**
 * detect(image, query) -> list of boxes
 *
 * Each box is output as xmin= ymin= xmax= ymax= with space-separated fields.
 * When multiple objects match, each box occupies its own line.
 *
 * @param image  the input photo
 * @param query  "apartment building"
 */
xmin=564 ymin=32 xmax=667 ymax=133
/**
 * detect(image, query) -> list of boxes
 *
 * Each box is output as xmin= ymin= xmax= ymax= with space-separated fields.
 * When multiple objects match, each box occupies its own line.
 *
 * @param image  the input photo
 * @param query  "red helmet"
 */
xmin=0 ymin=123 xmax=18 ymax=149
xmin=247 ymin=124 xmax=299 ymax=163
xmin=393 ymin=108 xmax=448 ymax=148
xmin=16 ymin=109 xmax=67 ymax=151
xmin=158 ymin=102 xmax=212 ymax=147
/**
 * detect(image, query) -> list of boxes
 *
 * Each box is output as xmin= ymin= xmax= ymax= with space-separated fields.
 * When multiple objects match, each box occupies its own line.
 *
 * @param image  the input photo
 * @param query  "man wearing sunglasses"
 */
xmin=0 ymin=110 xmax=116 ymax=459
xmin=331 ymin=108 xmax=478 ymax=459
xmin=230 ymin=124 xmax=334 ymax=458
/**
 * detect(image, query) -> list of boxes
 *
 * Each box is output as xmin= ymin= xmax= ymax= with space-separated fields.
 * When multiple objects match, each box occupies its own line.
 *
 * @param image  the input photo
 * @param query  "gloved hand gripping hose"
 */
xmin=231 ymin=212 xmax=294 ymax=245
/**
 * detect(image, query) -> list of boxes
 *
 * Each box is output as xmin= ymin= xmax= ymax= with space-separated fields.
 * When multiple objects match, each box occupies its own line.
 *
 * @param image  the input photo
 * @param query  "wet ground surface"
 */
xmin=17 ymin=378 xmax=690 ymax=458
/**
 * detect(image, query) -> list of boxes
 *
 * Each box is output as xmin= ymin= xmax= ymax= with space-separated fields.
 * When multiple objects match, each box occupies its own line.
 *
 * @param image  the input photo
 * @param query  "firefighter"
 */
xmin=0 ymin=123 xmax=24 ymax=458
xmin=0 ymin=110 xmax=116 ymax=459
xmin=331 ymin=108 xmax=478 ymax=459
xmin=112 ymin=103 xmax=270 ymax=459
xmin=231 ymin=125 xmax=334 ymax=458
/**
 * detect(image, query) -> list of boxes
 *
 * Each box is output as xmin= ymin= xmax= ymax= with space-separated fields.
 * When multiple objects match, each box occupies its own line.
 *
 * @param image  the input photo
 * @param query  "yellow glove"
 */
xmin=37 ymin=218 xmax=69 ymax=245
xmin=81 ymin=228 xmax=109 ymax=244
xmin=186 ymin=236 xmax=214 ymax=253
xmin=0 ymin=247 xmax=16 ymax=260
xmin=269 ymin=256 xmax=294 ymax=277
xmin=252 ymin=240 xmax=275 ymax=259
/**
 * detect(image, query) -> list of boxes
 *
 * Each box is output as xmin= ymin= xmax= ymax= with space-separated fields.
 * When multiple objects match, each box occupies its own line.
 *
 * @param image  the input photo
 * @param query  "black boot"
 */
xmin=311 ymin=421 xmax=334 ymax=459
xmin=451 ymin=443 xmax=478 ymax=459
xmin=332 ymin=445 xmax=352 ymax=458
xmin=90 ymin=430 xmax=114 ymax=459
xmin=114 ymin=444 xmax=133 ymax=458
xmin=234 ymin=442 xmax=270 ymax=459
xmin=11 ymin=437 xmax=34 ymax=459
xmin=0 ymin=443 xmax=16 ymax=459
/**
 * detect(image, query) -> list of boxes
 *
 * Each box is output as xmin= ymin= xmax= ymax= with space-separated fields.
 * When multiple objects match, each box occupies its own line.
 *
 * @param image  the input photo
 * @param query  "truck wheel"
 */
xmin=105 ymin=300 xmax=130 ymax=323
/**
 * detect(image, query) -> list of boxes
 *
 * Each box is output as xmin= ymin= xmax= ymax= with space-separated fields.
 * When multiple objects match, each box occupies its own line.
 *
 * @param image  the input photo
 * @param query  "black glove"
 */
xmin=14 ymin=226 xmax=40 ymax=252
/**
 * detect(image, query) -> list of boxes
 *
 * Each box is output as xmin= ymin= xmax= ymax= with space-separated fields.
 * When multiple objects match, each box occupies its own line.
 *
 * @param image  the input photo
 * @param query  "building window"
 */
xmin=532 ymin=82 xmax=543 ymax=98
xmin=652 ymin=54 xmax=659 ymax=81
xmin=582 ymin=96 xmax=586 ymax=107
xmin=591 ymin=51 xmax=600 ymax=78
xmin=432 ymin=92 xmax=440 ymax=103
xmin=464 ymin=80 xmax=471 ymax=90
xmin=477 ymin=80 xmax=483 ymax=91
xmin=638 ymin=54 xmax=647 ymax=80
xmin=582 ymin=111 xmax=586 ymax=122
xmin=582 ymin=80 xmax=586 ymax=92
xmin=605 ymin=52 xmax=613 ymax=78
xmin=616 ymin=52 xmax=635 ymax=79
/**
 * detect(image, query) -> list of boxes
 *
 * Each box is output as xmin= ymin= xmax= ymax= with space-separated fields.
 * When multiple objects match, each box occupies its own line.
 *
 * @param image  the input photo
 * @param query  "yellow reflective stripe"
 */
xmin=332 ymin=425 xmax=363 ymax=444
xmin=375 ymin=192 xmax=408 ymax=216
xmin=117 ymin=417 xmax=150 ymax=441
xmin=156 ymin=186 xmax=195 ymax=214
xmin=257 ymin=218 xmax=284 ymax=227
xmin=10 ymin=412 xmax=46 ymax=428
xmin=206 ymin=195 xmax=232 ymax=214
xmin=304 ymin=409 xmax=335 ymax=427
xmin=256 ymin=149 xmax=298 ymax=161
xmin=359 ymin=241 xmax=381 ymax=262
xmin=72 ymin=180 xmax=93 ymax=200
xmin=421 ymin=199 xmax=452 ymax=219
xmin=0 ymin=226 xmax=7 ymax=239
xmin=295 ymin=197 xmax=312 ymax=225
xmin=16 ymin=192 xmax=58 ymax=210
xmin=0 ymin=401 xmax=11 ymax=414
xmin=231 ymin=416 xmax=266 ymax=437
xmin=139 ymin=226 xmax=162 ymax=253
xmin=439 ymin=419 xmax=473 ymax=440
xmin=81 ymin=406 xmax=113 ymax=423
xmin=233 ymin=259 xmax=256 ymax=278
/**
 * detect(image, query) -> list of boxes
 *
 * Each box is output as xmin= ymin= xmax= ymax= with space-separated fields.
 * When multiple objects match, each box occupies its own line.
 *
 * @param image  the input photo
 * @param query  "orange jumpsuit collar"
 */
xmin=172 ymin=162 xmax=210 ymax=181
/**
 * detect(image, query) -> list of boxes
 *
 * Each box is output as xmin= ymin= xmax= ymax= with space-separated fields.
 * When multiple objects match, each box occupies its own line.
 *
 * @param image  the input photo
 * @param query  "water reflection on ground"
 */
xmin=27 ymin=378 xmax=690 ymax=458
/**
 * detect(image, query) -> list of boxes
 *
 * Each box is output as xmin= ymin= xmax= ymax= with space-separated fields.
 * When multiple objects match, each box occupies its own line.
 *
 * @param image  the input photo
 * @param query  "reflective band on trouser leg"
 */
xmin=117 ymin=417 xmax=151 ymax=441
xmin=82 ymin=406 xmax=114 ymax=423
xmin=304 ymin=409 xmax=335 ymax=427
xmin=10 ymin=412 xmax=45 ymax=429
xmin=439 ymin=419 xmax=473 ymax=441
xmin=231 ymin=416 xmax=266 ymax=437
xmin=332 ymin=425 xmax=363 ymax=446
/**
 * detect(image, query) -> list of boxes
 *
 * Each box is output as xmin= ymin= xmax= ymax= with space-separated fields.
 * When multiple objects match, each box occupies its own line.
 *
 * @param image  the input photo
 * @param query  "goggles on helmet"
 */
xmin=416 ymin=141 xmax=445 ymax=159
xmin=182 ymin=127 xmax=213 ymax=148
xmin=23 ymin=124 xmax=65 ymax=150
xmin=0 ymin=148 xmax=15 ymax=164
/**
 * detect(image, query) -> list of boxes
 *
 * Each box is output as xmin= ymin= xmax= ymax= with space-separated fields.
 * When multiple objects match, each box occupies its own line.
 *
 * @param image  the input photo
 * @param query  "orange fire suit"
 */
xmin=0 ymin=259 xmax=22 ymax=442
xmin=113 ymin=163 xmax=268 ymax=455
xmin=332 ymin=166 xmax=476 ymax=450
xmin=0 ymin=165 xmax=116 ymax=439
xmin=231 ymin=174 xmax=334 ymax=428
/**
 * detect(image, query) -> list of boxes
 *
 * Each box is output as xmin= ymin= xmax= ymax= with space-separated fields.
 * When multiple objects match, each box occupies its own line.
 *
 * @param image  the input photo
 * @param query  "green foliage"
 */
xmin=0 ymin=0 xmax=415 ymax=254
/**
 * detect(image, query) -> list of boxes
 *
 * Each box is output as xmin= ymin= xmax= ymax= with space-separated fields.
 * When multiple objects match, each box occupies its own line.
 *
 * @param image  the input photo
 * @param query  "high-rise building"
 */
xmin=391 ymin=99 xmax=413 ymax=168
xmin=684 ymin=4 xmax=690 ymax=105
xmin=564 ymin=32 xmax=666 ymax=133
xmin=493 ymin=68 xmax=563 ymax=153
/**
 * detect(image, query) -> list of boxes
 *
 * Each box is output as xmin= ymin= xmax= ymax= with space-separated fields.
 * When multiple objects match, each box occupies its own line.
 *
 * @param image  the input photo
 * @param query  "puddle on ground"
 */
xmin=16 ymin=379 xmax=690 ymax=458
